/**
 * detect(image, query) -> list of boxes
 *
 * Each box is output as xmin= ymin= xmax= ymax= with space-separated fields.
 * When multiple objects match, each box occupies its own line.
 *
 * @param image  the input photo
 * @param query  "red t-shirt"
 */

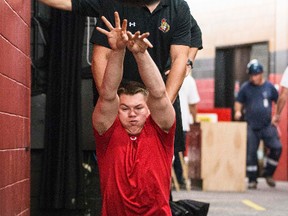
xmin=94 ymin=116 xmax=176 ymax=216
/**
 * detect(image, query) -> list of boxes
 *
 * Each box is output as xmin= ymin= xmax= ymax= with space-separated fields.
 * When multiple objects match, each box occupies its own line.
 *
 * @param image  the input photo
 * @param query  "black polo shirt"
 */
xmin=72 ymin=0 xmax=102 ymax=17
xmin=190 ymin=14 xmax=203 ymax=49
xmin=89 ymin=0 xmax=191 ymax=83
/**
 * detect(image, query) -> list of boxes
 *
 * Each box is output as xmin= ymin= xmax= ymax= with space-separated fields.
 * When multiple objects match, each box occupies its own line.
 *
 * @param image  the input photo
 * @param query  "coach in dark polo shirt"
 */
xmin=90 ymin=0 xmax=201 ymax=153
xmin=39 ymin=0 xmax=202 ymax=152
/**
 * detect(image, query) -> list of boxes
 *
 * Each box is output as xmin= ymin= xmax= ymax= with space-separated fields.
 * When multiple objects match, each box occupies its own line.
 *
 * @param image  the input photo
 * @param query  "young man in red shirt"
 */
xmin=92 ymin=12 xmax=176 ymax=215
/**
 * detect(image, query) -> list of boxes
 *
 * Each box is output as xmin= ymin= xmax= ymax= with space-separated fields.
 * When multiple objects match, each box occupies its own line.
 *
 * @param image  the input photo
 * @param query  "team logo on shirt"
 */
xmin=158 ymin=18 xmax=170 ymax=33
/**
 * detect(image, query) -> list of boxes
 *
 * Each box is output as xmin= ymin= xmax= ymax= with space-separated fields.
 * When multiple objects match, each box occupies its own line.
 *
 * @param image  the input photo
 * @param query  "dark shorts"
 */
xmin=173 ymin=96 xmax=185 ymax=153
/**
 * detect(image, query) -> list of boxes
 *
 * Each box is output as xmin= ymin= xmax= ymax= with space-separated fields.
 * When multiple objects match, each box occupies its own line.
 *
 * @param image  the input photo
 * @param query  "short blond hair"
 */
xmin=117 ymin=81 xmax=148 ymax=97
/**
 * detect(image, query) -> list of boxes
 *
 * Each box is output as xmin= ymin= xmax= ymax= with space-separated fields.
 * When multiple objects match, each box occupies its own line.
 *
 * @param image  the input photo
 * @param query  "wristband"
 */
xmin=187 ymin=59 xmax=193 ymax=68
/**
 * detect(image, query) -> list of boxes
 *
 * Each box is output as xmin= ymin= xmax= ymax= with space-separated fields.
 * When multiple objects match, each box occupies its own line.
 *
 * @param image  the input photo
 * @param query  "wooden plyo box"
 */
xmin=200 ymin=122 xmax=247 ymax=192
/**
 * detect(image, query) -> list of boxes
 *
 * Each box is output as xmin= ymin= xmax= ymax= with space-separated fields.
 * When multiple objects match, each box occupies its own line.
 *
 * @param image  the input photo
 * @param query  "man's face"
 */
xmin=249 ymin=73 xmax=263 ymax=85
xmin=118 ymin=93 xmax=149 ymax=134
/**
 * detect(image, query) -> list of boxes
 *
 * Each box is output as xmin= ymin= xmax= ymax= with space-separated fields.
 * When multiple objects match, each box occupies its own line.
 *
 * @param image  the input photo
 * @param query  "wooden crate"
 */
xmin=200 ymin=122 xmax=247 ymax=191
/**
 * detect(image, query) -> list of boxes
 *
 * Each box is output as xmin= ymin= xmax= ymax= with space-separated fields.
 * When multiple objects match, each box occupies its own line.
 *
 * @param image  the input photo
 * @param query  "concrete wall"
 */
xmin=189 ymin=0 xmax=288 ymax=79
xmin=188 ymin=0 xmax=288 ymax=67
xmin=0 ymin=0 xmax=31 ymax=215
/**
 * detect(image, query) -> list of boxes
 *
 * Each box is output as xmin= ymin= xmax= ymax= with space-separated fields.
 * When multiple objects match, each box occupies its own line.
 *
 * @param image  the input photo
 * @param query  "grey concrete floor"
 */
xmin=172 ymin=178 xmax=288 ymax=216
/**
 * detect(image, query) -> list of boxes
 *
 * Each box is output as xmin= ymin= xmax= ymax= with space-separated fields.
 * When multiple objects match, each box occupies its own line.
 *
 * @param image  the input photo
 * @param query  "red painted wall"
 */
xmin=0 ymin=0 xmax=31 ymax=215
xmin=196 ymin=79 xmax=215 ymax=109
xmin=269 ymin=74 xmax=288 ymax=181
xmin=196 ymin=77 xmax=288 ymax=181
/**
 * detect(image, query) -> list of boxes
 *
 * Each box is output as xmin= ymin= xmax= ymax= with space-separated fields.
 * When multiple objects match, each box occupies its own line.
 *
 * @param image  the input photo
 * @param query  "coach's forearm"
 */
xmin=165 ymin=59 xmax=187 ymax=103
xmin=38 ymin=0 xmax=72 ymax=11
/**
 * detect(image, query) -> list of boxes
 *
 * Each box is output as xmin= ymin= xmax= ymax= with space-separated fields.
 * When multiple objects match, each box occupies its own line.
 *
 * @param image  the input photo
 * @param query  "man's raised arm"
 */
xmin=92 ymin=12 xmax=128 ymax=135
xmin=128 ymin=32 xmax=175 ymax=132
xmin=39 ymin=0 xmax=72 ymax=11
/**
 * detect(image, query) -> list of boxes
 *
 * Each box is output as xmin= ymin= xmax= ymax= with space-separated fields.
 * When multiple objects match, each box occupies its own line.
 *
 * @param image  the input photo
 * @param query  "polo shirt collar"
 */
xmin=160 ymin=0 xmax=170 ymax=6
xmin=145 ymin=0 xmax=169 ymax=8
xmin=143 ymin=0 xmax=169 ymax=13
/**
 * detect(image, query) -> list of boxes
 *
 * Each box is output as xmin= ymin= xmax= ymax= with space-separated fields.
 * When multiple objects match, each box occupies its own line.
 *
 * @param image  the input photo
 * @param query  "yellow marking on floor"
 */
xmin=242 ymin=199 xmax=266 ymax=211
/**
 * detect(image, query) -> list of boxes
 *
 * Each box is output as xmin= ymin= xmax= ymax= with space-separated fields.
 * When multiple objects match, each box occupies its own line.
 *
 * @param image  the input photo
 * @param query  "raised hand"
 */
xmin=127 ymin=31 xmax=153 ymax=54
xmin=96 ymin=12 xmax=128 ymax=50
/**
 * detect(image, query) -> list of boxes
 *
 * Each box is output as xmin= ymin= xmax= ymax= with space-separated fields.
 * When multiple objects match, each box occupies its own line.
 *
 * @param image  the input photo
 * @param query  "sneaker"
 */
xmin=248 ymin=181 xmax=257 ymax=189
xmin=265 ymin=176 xmax=276 ymax=187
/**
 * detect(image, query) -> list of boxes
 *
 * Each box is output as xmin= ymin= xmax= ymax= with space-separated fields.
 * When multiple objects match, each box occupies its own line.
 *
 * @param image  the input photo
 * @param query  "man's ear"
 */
xmin=147 ymin=109 xmax=151 ymax=115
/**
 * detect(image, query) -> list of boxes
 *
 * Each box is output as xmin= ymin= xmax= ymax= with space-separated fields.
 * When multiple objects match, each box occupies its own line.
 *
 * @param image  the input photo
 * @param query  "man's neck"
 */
xmin=126 ymin=127 xmax=143 ymax=136
xmin=146 ymin=0 xmax=161 ymax=13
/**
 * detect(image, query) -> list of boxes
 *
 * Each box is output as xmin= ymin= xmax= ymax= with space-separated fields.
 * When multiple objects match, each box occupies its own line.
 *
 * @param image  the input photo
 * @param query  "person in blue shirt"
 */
xmin=234 ymin=59 xmax=282 ymax=189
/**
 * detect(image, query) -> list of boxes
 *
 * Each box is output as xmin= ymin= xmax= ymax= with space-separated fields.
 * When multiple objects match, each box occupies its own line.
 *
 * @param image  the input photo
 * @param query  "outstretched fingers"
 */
xmin=95 ymin=11 xmax=129 ymax=50
xmin=96 ymin=26 xmax=109 ymax=36
xmin=121 ymin=19 xmax=128 ymax=41
xmin=96 ymin=12 xmax=152 ymax=51
xmin=96 ymin=12 xmax=124 ymax=36
xmin=127 ymin=31 xmax=153 ymax=49
xmin=96 ymin=15 xmax=114 ymax=36
xmin=101 ymin=15 xmax=114 ymax=31
xmin=140 ymin=33 xmax=153 ymax=48
xmin=121 ymin=19 xmax=127 ymax=33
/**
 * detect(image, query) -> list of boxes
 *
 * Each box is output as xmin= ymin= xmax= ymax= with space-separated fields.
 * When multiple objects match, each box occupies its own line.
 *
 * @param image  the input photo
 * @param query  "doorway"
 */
xmin=214 ymin=42 xmax=269 ymax=117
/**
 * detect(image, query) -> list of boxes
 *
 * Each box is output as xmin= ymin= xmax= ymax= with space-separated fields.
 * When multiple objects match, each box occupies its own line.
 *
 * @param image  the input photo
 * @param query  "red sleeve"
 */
xmin=149 ymin=116 xmax=176 ymax=149
xmin=93 ymin=117 xmax=120 ymax=156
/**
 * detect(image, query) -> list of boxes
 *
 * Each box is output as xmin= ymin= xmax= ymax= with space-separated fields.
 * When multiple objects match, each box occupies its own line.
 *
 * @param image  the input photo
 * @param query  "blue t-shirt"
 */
xmin=236 ymin=81 xmax=278 ymax=129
